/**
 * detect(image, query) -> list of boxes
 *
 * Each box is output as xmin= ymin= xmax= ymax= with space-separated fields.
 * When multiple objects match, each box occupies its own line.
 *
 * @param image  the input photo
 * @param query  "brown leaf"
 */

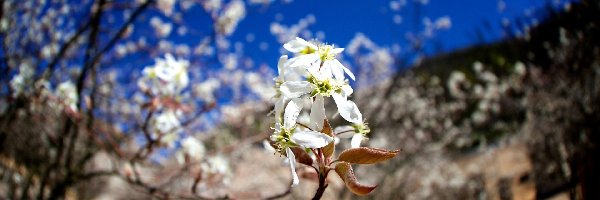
xmin=334 ymin=162 xmax=376 ymax=196
xmin=321 ymin=119 xmax=335 ymax=159
xmin=337 ymin=147 xmax=400 ymax=164
xmin=290 ymin=147 xmax=313 ymax=166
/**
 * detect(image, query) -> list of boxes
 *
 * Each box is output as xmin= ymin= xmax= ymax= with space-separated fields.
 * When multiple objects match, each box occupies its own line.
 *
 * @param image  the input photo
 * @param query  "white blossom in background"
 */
xmin=10 ymin=62 xmax=35 ymax=97
xmin=346 ymin=33 xmax=395 ymax=88
xmin=214 ymin=0 xmax=246 ymax=36
xmin=150 ymin=110 xmax=182 ymax=147
xmin=270 ymin=15 xmax=316 ymax=44
xmin=201 ymin=0 xmax=223 ymax=13
xmin=201 ymin=154 xmax=232 ymax=185
xmin=150 ymin=17 xmax=173 ymax=38
xmin=56 ymin=81 xmax=78 ymax=111
xmin=194 ymin=78 xmax=221 ymax=103
xmin=138 ymin=53 xmax=189 ymax=97
xmin=245 ymin=72 xmax=275 ymax=100
xmin=447 ymin=71 xmax=468 ymax=99
xmin=176 ymin=137 xmax=206 ymax=164
xmin=157 ymin=0 xmax=176 ymax=16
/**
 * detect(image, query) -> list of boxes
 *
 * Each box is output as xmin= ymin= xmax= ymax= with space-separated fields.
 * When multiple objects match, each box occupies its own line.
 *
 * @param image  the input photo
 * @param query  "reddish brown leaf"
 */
xmin=338 ymin=147 xmax=400 ymax=164
xmin=334 ymin=162 xmax=376 ymax=196
xmin=290 ymin=147 xmax=313 ymax=166
xmin=321 ymin=119 xmax=334 ymax=159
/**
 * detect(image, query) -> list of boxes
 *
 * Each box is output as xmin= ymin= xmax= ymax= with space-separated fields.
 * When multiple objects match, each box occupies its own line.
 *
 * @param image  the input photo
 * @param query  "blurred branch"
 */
xmin=39 ymin=15 xmax=92 ymax=82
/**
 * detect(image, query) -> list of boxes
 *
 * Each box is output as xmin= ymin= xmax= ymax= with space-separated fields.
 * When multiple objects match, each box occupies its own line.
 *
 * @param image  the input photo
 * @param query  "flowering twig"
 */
xmin=268 ymin=37 xmax=400 ymax=199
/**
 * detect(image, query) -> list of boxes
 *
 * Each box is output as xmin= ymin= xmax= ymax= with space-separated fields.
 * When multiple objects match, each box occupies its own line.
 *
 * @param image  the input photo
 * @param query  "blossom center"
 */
xmin=300 ymin=46 xmax=316 ymax=55
xmin=352 ymin=122 xmax=370 ymax=136
xmin=317 ymin=44 xmax=337 ymax=61
xmin=308 ymin=75 xmax=343 ymax=97
xmin=272 ymin=126 xmax=295 ymax=154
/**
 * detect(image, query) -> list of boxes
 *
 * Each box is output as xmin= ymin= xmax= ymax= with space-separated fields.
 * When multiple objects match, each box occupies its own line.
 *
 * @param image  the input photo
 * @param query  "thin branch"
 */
xmin=83 ymin=0 xmax=153 ymax=72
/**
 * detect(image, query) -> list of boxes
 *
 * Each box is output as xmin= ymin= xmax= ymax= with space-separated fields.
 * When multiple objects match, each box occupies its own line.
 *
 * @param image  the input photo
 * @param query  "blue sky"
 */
xmin=227 ymin=0 xmax=574 ymax=68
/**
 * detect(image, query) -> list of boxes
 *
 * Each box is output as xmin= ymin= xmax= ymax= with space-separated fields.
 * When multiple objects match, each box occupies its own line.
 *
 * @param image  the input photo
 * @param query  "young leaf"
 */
xmin=334 ymin=162 xmax=376 ymax=196
xmin=320 ymin=119 xmax=335 ymax=159
xmin=290 ymin=147 xmax=313 ymax=166
xmin=337 ymin=147 xmax=400 ymax=164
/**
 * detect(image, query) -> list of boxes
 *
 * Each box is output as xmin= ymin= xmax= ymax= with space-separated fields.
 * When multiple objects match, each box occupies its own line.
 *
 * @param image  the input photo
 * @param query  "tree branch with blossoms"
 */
xmin=269 ymin=37 xmax=400 ymax=199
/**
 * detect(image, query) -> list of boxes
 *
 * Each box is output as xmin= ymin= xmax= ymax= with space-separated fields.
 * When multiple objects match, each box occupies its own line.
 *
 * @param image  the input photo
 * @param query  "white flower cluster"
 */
xmin=56 ymin=81 xmax=78 ymax=111
xmin=214 ymin=0 xmax=246 ymax=36
xmin=138 ymin=53 xmax=189 ymax=97
xmin=138 ymin=54 xmax=190 ymax=147
xmin=270 ymin=37 xmax=369 ymax=186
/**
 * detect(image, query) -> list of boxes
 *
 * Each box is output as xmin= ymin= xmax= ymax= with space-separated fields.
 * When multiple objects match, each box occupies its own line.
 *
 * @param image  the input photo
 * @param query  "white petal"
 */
xmin=274 ymin=122 xmax=281 ymax=132
xmin=340 ymin=84 xmax=353 ymax=97
xmin=332 ymin=93 xmax=363 ymax=124
xmin=327 ymin=60 xmax=345 ymax=81
xmin=341 ymin=63 xmax=356 ymax=81
xmin=286 ymin=147 xmax=300 ymax=187
xmin=274 ymin=97 xmax=285 ymax=122
xmin=280 ymin=81 xmax=312 ymax=99
xmin=284 ymin=98 xmax=303 ymax=129
xmin=351 ymin=134 xmax=364 ymax=148
xmin=164 ymin=53 xmax=175 ymax=63
xmin=331 ymin=48 xmax=344 ymax=54
xmin=309 ymin=63 xmax=333 ymax=80
xmin=263 ymin=140 xmax=276 ymax=153
xmin=291 ymin=131 xmax=333 ymax=148
xmin=283 ymin=37 xmax=311 ymax=53
xmin=309 ymin=95 xmax=326 ymax=131
xmin=277 ymin=55 xmax=289 ymax=76
xmin=287 ymin=54 xmax=319 ymax=69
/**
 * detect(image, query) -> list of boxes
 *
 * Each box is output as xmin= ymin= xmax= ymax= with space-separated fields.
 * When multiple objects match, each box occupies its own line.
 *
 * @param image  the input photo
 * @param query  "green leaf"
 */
xmin=337 ymin=147 xmax=400 ymax=164
xmin=334 ymin=162 xmax=376 ymax=196
xmin=321 ymin=119 xmax=334 ymax=159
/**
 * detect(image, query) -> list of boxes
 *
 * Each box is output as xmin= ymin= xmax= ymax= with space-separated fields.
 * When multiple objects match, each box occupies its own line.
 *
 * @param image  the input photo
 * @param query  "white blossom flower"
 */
xmin=199 ymin=154 xmax=232 ymax=186
xmin=157 ymin=0 xmax=175 ymax=16
xmin=271 ymin=98 xmax=333 ymax=186
xmin=273 ymin=55 xmax=305 ymax=120
xmin=10 ymin=62 xmax=35 ymax=97
xmin=56 ymin=81 xmax=78 ymax=111
xmin=150 ymin=17 xmax=172 ymax=38
xmin=214 ymin=0 xmax=246 ymax=36
xmin=283 ymin=37 xmax=355 ymax=81
xmin=194 ymin=78 xmax=220 ymax=103
xmin=139 ymin=53 xmax=189 ymax=97
xmin=151 ymin=110 xmax=182 ymax=148
xmin=176 ymin=137 xmax=206 ymax=164
xmin=277 ymin=62 xmax=363 ymax=124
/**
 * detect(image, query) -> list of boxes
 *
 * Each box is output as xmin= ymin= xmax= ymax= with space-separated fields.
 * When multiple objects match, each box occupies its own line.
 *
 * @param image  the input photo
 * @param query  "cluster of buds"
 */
xmin=269 ymin=37 xmax=399 ymax=197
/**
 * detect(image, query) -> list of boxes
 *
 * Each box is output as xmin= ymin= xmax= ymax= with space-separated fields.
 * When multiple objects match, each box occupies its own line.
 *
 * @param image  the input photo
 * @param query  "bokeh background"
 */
xmin=1 ymin=0 xmax=598 ymax=199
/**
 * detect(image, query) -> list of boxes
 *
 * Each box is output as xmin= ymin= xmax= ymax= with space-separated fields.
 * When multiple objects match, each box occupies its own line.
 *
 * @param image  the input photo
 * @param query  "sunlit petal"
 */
xmin=284 ymin=98 xmax=303 ymax=129
xmin=286 ymin=147 xmax=300 ymax=187
xmin=332 ymin=93 xmax=363 ymax=124
xmin=310 ymin=95 xmax=326 ymax=130
xmin=291 ymin=131 xmax=333 ymax=148
xmin=280 ymin=81 xmax=312 ymax=99
xmin=351 ymin=134 xmax=364 ymax=148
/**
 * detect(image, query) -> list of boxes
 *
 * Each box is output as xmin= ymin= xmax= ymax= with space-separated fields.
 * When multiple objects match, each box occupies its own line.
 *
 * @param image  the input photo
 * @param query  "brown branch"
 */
xmin=39 ymin=12 xmax=92 ymax=81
